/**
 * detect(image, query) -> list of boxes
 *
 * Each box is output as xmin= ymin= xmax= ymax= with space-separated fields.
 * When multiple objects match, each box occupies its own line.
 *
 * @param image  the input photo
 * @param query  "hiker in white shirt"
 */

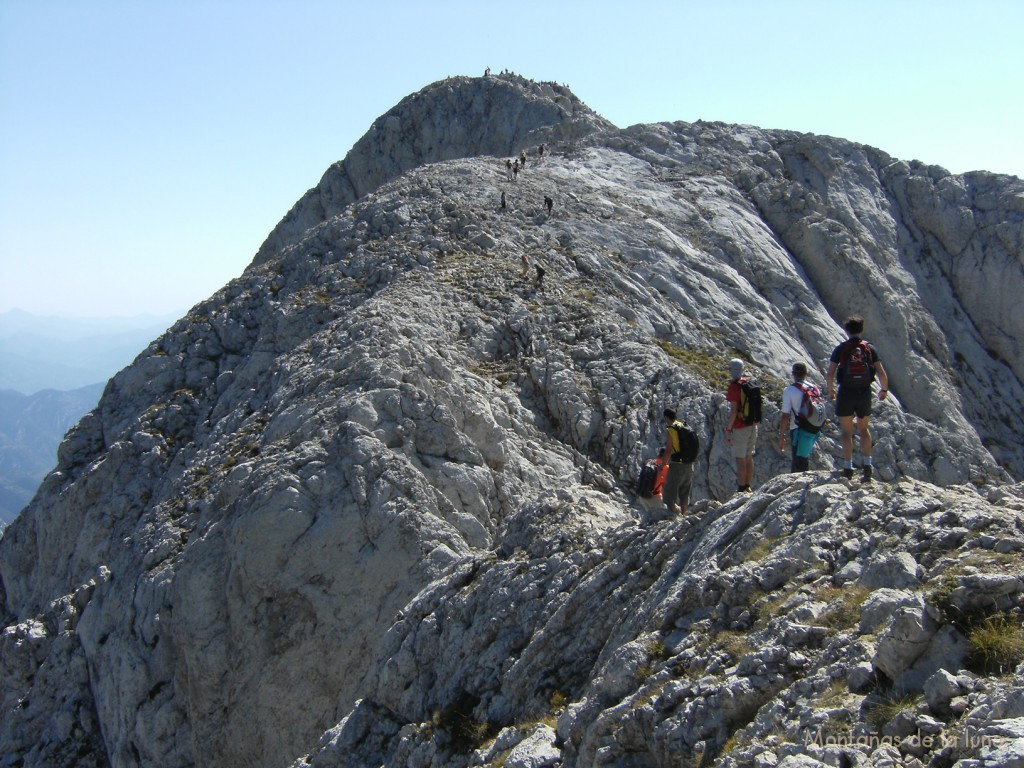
xmin=778 ymin=362 xmax=824 ymax=472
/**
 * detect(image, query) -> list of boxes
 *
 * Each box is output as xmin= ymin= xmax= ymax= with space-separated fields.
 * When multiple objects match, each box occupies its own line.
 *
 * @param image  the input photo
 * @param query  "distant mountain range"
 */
xmin=0 ymin=310 xmax=178 ymax=524
xmin=0 ymin=309 xmax=177 ymax=394
xmin=0 ymin=384 xmax=105 ymax=524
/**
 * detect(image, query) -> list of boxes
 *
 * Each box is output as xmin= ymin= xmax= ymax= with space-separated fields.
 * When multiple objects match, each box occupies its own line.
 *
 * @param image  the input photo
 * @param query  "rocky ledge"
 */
xmin=294 ymin=474 xmax=1024 ymax=768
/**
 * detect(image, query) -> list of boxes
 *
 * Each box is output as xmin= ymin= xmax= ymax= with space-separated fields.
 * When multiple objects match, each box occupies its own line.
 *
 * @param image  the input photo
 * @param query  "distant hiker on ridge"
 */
xmin=826 ymin=315 xmax=889 ymax=482
xmin=538 ymin=143 xmax=545 ymax=160
xmin=501 ymin=191 xmax=506 ymax=211
xmin=520 ymin=150 xmax=527 ymax=168
xmin=724 ymin=359 xmax=759 ymax=493
xmin=778 ymin=362 xmax=826 ymax=472
xmin=513 ymin=160 xmax=519 ymax=181
xmin=544 ymin=195 xmax=553 ymax=214
xmin=520 ymin=252 xmax=531 ymax=278
xmin=534 ymin=264 xmax=545 ymax=291
xmin=506 ymin=159 xmax=513 ymax=181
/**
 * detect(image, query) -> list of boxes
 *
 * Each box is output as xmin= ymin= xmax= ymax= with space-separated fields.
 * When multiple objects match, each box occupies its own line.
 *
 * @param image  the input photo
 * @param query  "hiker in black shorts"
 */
xmin=826 ymin=315 xmax=889 ymax=481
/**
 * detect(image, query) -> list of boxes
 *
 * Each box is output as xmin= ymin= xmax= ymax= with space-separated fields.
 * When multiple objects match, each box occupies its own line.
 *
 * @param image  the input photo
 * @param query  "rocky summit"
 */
xmin=2 ymin=73 xmax=1024 ymax=768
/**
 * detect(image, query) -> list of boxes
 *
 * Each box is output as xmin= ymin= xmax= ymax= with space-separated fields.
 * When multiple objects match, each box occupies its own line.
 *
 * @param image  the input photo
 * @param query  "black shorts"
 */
xmin=836 ymin=387 xmax=873 ymax=419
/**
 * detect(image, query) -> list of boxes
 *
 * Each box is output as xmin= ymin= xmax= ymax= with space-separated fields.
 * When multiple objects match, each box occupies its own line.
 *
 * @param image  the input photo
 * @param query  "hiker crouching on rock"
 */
xmin=660 ymin=409 xmax=693 ymax=516
xmin=826 ymin=315 xmax=889 ymax=482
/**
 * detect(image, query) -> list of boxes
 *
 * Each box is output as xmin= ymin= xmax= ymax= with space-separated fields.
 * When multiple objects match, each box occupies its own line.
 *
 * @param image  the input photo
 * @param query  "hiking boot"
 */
xmin=862 ymin=466 xmax=873 ymax=482
xmin=842 ymin=468 xmax=854 ymax=480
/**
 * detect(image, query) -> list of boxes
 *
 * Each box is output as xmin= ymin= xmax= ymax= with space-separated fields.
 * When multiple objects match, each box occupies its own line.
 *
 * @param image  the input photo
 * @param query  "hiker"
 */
xmin=534 ymin=264 xmax=545 ymax=291
xmin=659 ymin=408 xmax=695 ymax=516
xmin=778 ymin=362 xmax=823 ymax=472
xmin=724 ymin=359 xmax=757 ymax=493
xmin=520 ymin=149 xmax=527 ymax=168
xmin=506 ymin=159 xmax=513 ymax=181
xmin=544 ymin=195 xmax=553 ymax=214
xmin=501 ymin=191 xmax=506 ymax=211
xmin=520 ymin=252 xmax=531 ymax=278
xmin=513 ymin=160 xmax=519 ymax=181
xmin=538 ymin=143 xmax=545 ymax=160
xmin=826 ymin=315 xmax=889 ymax=481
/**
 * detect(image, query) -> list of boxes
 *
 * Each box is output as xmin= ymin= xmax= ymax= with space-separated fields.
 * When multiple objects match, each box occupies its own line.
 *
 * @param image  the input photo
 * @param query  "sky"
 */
xmin=2 ymin=0 xmax=1022 ymax=319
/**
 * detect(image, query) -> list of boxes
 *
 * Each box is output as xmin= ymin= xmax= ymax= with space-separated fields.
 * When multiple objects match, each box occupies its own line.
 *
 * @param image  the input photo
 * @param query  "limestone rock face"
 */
xmin=1 ymin=74 xmax=1023 ymax=768
xmin=296 ymin=476 xmax=1024 ymax=768
xmin=255 ymin=73 xmax=614 ymax=264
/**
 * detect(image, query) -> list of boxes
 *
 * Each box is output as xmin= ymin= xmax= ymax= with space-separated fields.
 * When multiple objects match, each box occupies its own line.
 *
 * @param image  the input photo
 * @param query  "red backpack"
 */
xmin=840 ymin=340 xmax=875 ymax=388
xmin=796 ymin=382 xmax=827 ymax=433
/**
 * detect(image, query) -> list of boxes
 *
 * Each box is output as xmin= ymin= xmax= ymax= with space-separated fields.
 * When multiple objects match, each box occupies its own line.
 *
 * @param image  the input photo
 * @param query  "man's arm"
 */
xmin=724 ymin=401 xmax=737 ymax=443
xmin=825 ymin=361 xmax=838 ymax=400
xmin=875 ymin=361 xmax=889 ymax=400
xmin=661 ymin=426 xmax=673 ymax=461
xmin=724 ymin=382 xmax=738 ymax=442
xmin=778 ymin=411 xmax=791 ymax=452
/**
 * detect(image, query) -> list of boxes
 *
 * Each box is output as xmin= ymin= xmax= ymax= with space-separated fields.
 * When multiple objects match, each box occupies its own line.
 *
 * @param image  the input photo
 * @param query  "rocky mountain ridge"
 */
xmin=1 ymin=73 xmax=1023 ymax=768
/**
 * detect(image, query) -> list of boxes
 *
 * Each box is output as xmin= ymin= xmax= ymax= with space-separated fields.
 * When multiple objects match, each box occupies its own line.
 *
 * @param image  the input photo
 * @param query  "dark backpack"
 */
xmin=670 ymin=421 xmax=699 ymax=463
xmin=796 ymin=382 xmax=827 ymax=433
xmin=737 ymin=378 xmax=763 ymax=425
xmin=840 ymin=340 xmax=875 ymax=388
xmin=636 ymin=460 xmax=659 ymax=498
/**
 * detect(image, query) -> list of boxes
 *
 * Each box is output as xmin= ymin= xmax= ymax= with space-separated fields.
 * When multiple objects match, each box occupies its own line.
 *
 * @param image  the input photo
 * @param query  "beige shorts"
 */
xmin=730 ymin=424 xmax=757 ymax=458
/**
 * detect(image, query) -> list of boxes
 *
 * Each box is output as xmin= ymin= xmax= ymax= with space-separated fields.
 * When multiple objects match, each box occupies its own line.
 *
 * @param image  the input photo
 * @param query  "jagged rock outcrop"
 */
xmin=295 ymin=475 xmax=1024 ymax=768
xmin=1 ymin=74 xmax=1023 ymax=768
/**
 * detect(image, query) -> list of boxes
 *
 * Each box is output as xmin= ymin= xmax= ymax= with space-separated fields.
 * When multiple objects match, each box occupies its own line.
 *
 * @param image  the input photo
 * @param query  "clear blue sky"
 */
xmin=2 ymin=0 xmax=1021 ymax=318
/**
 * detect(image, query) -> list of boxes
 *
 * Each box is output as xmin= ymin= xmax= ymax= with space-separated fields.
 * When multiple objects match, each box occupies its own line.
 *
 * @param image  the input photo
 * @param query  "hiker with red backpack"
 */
xmin=778 ymin=362 xmax=827 ymax=472
xmin=826 ymin=316 xmax=889 ymax=481
xmin=724 ymin=359 xmax=760 ymax=493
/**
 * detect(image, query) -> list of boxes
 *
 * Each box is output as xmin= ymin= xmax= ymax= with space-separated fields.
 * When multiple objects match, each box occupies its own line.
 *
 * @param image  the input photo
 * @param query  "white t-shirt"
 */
xmin=781 ymin=380 xmax=812 ymax=431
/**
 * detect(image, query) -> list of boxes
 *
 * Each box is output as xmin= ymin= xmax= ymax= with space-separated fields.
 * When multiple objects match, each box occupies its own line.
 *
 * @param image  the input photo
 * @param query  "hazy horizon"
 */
xmin=0 ymin=307 xmax=185 ymax=322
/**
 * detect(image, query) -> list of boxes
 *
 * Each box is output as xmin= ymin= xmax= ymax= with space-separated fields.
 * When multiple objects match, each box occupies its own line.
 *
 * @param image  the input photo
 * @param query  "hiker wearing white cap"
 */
xmin=724 ymin=358 xmax=761 ymax=493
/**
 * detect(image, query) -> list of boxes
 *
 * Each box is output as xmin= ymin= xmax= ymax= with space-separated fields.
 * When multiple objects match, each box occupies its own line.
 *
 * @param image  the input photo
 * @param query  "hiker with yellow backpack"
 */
xmin=659 ymin=408 xmax=699 ymax=516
